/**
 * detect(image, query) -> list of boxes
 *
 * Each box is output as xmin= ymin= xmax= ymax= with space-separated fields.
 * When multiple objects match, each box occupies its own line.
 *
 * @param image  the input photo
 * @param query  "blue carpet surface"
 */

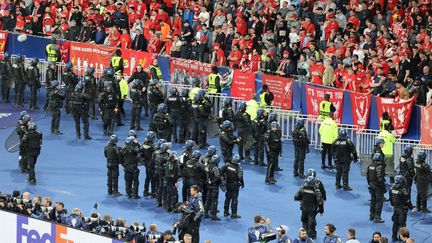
xmin=0 ymin=89 xmax=431 ymax=243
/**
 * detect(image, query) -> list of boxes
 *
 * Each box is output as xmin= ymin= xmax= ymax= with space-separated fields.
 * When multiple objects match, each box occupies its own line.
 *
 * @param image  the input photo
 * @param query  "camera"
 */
xmin=0 ymin=193 xmax=12 ymax=203
xmin=41 ymin=206 xmax=53 ymax=213
xmin=146 ymin=234 xmax=161 ymax=240
xmin=130 ymin=223 xmax=146 ymax=233
xmin=83 ymin=216 xmax=99 ymax=223
xmin=260 ymin=232 xmax=277 ymax=242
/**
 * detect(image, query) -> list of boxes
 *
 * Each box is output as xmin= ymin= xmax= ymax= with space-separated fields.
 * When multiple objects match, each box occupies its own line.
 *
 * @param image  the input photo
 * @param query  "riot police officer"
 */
xmin=219 ymin=97 xmax=235 ymax=123
xmin=129 ymin=79 xmax=145 ymax=130
xmin=164 ymin=152 xmax=181 ymax=212
xmin=265 ymin=121 xmax=282 ymax=184
xmin=48 ymin=80 xmax=65 ymax=135
xmin=166 ymin=87 xmax=181 ymax=143
xmin=122 ymin=136 xmax=141 ymax=199
xmin=105 ymin=134 xmax=123 ymax=196
xmin=62 ymin=63 xmax=79 ymax=114
xmin=181 ymin=140 xmax=196 ymax=202
xmin=98 ymin=68 xmax=118 ymax=96
xmin=414 ymin=151 xmax=431 ymax=213
xmin=204 ymin=155 xmax=221 ymax=220
xmin=254 ymin=108 xmax=267 ymax=166
xmin=267 ymin=113 xmax=283 ymax=171
xmin=191 ymin=90 xmax=212 ymax=148
xmin=234 ymin=102 xmax=253 ymax=162
xmin=398 ymin=146 xmax=415 ymax=199
xmin=26 ymin=58 xmax=41 ymax=109
xmin=83 ymin=67 xmax=98 ymax=119
xmin=128 ymin=64 xmax=149 ymax=116
xmin=367 ymin=153 xmax=386 ymax=223
xmin=332 ymin=129 xmax=358 ymax=190
xmin=291 ymin=119 xmax=310 ymax=178
xmin=142 ymin=131 xmax=156 ymax=197
xmin=147 ymin=79 xmax=164 ymax=129
xmin=219 ymin=120 xmax=240 ymax=163
xmin=17 ymin=114 xmax=31 ymax=172
xmin=179 ymin=89 xmax=192 ymax=143
xmin=12 ymin=54 xmax=26 ymax=106
xmin=306 ymin=168 xmax=327 ymax=202
xmin=69 ymin=83 xmax=92 ymax=140
xmin=21 ymin=123 xmax=43 ymax=185
xmin=0 ymin=52 xmax=12 ymax=103
xmin=294 ymin=176 xmax=324 ymax=240
xmin=389 ymin=175 xmax=413 ymax=242
xmin=183 ymin=151 xmax=205 ymax=200
xmin=201 ymin=146 xmax=217 ymax=203
xmin=155 ymin=143 xmax=171 ymax=207
xmin=44 ymin=62 xmax=57 ymax=111
xmin=152 ymin=103 xmax=173 ymax=140
xmin=220 ymin=154 xmax=244 ymax=219
xmin=99 ymin=83 xmax=118 ymax=135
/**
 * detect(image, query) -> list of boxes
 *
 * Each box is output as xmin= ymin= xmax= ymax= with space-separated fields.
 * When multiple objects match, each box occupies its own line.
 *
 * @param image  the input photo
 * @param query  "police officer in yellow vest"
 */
xmin=319 ymin=111 xmax=338 ymax=170
xmin=319 ymin=94 xmax=336 ymax=120
xmin=110 ymin=49 xmax=124 ymax=74
xmin=207 ymin=66 xmax=221 ymax=93
xmin=378 ymin=123 xmax=396 ymax=182
xmin=246 ymin=93 xmax=259 ymax=120
xmin=148 ymin=58 xmax=162 ymax=81
xmin=379 ymin=112 xmax=394 ymax=131
xmin=45 ymin=37 xmax=60 ymax=62
xmin=116 ymin=71 xmax=128 ymax=126
xmin=189 ymin=79 xmax=201 ymax=101
xmin=259 ymin=84 xmax=274 ymax=107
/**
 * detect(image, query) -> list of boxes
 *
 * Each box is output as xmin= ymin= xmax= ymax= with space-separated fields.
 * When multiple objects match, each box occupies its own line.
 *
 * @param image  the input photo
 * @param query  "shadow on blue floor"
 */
xmin=0 ymin=89 xmax=431 ymax=243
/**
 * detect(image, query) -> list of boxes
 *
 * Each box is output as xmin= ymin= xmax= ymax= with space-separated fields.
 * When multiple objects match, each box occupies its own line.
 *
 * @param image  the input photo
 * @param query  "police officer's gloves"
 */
xmin=193 ymin=215 xmax=200 ymax=221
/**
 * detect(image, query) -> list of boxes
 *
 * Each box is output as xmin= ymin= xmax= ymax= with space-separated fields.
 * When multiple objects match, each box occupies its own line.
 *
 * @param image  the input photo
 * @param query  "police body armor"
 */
xmin=25 ymin=131 xmax=42 ymax=151
xmin=49 ymin=90 xmax=64 ymax=109
xmin=101 ymin=92 xmax=117 ymax=109
xmin=83 ymin=75 xmax=97 ymax=95
xmin=153 ymin=112 xmax=172 ymax=131
xmin=26 ymin=66 xmax=39 ymax=86
xmin=105 ymin=143 xmax=122 ymax=167
xmin=122 ymin=144 xmax=140 ymax=171
xmin=155 ymin=151 xmax=170 ymax=175
xmin=167 ymin=95 xmax=181 ymax=114
xmin=399 ymin=155 xmax=415 ymax=180
xmin=224 ymin=164 xmax=243 ymax=189
xmin=45 ymin=68 xmax=56 ymax=88
xmin=69 ymin=91 xmax=85 ymax=113
xmin=390 ymin=185 xmax=411 ymax=208
xmin=12 ymin=62 xmax=25 ymax=83
xmin=299 ymin=184 xmax=319 ymax=209
xmin=63 ymin=71 xmax=78 ymax=91
xmin=292 ymin=127 xmax=308 ymax=147
xmin=148 ymin=86 xmax=163 ymax=105
xmin=206 ymin=164 xmax=220 ymax=189
xmin=130 ymin=86 xmax=143 ymax=105
xmin=367 ymin=161 xmax=385 ymax=188
xmin=333 ymin=138 xmax=355 ymax=162
xmin=142 ymin=141 xmax=155 ymax=166
xmin=414 ymin=161 xmax=431 ymax=183
xmin=185 ymin=158 xmax=202 ymax=185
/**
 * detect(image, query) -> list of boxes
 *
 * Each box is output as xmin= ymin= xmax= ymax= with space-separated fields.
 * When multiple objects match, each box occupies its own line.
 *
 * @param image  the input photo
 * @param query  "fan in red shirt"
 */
xmin=310 ymin=59 xmax=324 ymax=85
xmin=334 ymin=63 xmax=347 ymax=88
xmin=301 ymin=17 xmax=315 ymax=38
xmin=212 ymin=43 xmax=226 ymax=66
xmin=240 ymin=54 xmax=251 ymax=72
xmin=147 ymin=29 xmax=161 ymax=53
xmin=239 ymin=34 xmax=253 ymax=51
xmin=347 ymin=11 xmax=360 ymax=30
xmin=227 ymin=44 xmax=242 ymax=68
xmin=250 ymin=49 xmax=261 ymax=72
xmin=42 ymin=15 xmax=55 ymax=36
xmin=142 ymin=14 xmax=154 ymax=40
xmin=15 ymin=16 xmax=25 ymax=33
xmin=120 ymin=29 xmax=132 ymax=49
xmin=324 ymin=14 xmax=338 ymax=41
xmin=235 ymin=12 xmax=247 ymax=36
xmin=342 ymin=67 xmax=358 ymax=91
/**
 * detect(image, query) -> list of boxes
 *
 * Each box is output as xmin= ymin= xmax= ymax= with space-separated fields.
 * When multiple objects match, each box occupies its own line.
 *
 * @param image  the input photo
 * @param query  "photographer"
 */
xmin=247 ymin=215 xmax=274 ymax=243
xmin=144 ymin=224 xmax=163 ymax=243
xmin=173 ymin=202 xmax=194 ymax=240
xmin=83 ymin=213 xmax=101 ymax=233
xmin=129 ymin=221 xmax=147 ymax=243
xmin=98 ymin=215 xmax=115 ymax=238
xmin=13 ymin=192 xmax=32 ymax=216
xmin=113 ymin=218 xmax=132 ymax=241
xmin=30 ymin=196 xmax=43 ymax=219
xmin=160 ymin=230 xmax=176 ymax=243
xmin=50 ymin=201 xmax=68 ymax=223
xmin=65 ymin=208 xmax=83 ymax=229
xmin=39 ymin=197 xmax=54 ymax=220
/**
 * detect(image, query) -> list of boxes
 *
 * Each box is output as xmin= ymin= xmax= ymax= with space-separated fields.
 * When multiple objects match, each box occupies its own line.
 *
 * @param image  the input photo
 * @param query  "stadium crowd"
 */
xmin=0 ymin=0 xmax=431 ymax=105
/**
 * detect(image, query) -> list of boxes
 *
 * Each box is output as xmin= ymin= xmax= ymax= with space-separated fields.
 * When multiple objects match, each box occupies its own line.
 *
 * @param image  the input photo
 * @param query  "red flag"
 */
xmin=350 ymin=92 xmax=372 ymax=130
xmin=262 ymin=74 xmax=293 ymax=110
xmin=0 ymin=31 xmax=8 ymax=54
xmin=170 ymin=57 xmax=212 ymax=85
xmin=69 ymin=42 xmax=115 ymax=73
xmin=420 ymin=106 xmax=432 ymax=145
xmin=230 ymin=69 xmax=256 ymax=100
xmin=121 ymin=48 xmax=156 ymax=76
xmin=305 ymin=84 xmax=344 ymax=123
xmin=376 ymin=96 xmax=415 ymax=135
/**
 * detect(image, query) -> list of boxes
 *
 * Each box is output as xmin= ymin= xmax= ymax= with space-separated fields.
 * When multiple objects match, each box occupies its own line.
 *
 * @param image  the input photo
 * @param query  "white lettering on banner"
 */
xmin=0 ymin=33 xmax=5 ymax=38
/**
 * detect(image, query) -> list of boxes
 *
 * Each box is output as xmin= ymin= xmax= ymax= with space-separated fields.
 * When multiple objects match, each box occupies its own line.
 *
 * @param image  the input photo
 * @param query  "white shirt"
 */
xmin=346 ymin=239 xmax=361 ymax=243
xmin=353 ymin=49 xmax=365 ymax=63
xmin=198 ymin=11 xmax=210 ymax=26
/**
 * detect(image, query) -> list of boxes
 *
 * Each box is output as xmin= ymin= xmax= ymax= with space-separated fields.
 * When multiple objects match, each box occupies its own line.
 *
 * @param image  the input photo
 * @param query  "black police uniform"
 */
xmin=17 ymin=122 xmax=29 ymax=172
xmin=254 ymin=114 xmax=267 ymax=166
xmin=122 ymin=142 xmax=141 ymax=198
xmin=154 ymin=150 xmax=170 ymax=206
xmin=147 ymin=84 xmax=164 ymax=128
xmin=399 ymin=153 xmax=415 ymax=198
xmin=128 ymin=70 xmax=149 ymax=115
xmin=332 ymin=137 xmax=357 ymax=189
xmin=294 ymin=181 xmax=324 ymax=239
xmin=26 ymin=62 xmax=41 ymax=109
xmin=152 ymin=110 xmax=173 ymax=140
xmin=83 ymin=74 xmax=98 ymax=119
xmin=180 ymin=148 xmax=193 ymax=202
xmin=220 ymin=161 xmax=244 ymax=217
xmin=44 ymin=67 xmax=57 ymax=110
xmin=48 ymin=88 xmax=65 ymax=133
xmin=142 ymin=140 xmax=155 ymax=197
xmin=367 ymin=159 xmax=386 ymax=222
xmin=99 ymin=89 xmax=118 ymax=135
xmin=184 ymin=157 xmax=206 ymax=194
xmin=234 ymin=110 xmax=253 ymax=161
xmin=221 ymin=104 xmax=235 ymax=123
xmin=265 ymin=128 xmax=282 ymax=183
xmin=204 ymin=163 xmax=221 ymax=219
xmin=414 ymin=158 xmax=431 ymax=212
xmin=167 ymin=93 xmax=182 ymax=142
xmin=105 ymin=141 xmax=123 ymax=195
xmin=389 ymin=182 xmax=413 ymax=241
xmin=69 ymin=89 xmax=91 ymax=139
xmin=219 ymin=126 xmax=238 ymax=163
xmin=179 ymin=95 xmax=192 ymax=143
xmin=129 ymin=83 xmax=145 ymax=130
xmin=191 ymin=97 xmax=212 ymax=148
xmin=98 ymin=73 xmax=118 ymax=95
xmin=12 ymin=58 xmax=26 ymax=106
xmin=62 ymin=69 xmax=79 ymax=114
xmin=164 ymin=157 xmax=181 ymax=212
xmin=21 ymin=129 xmax=43 ymax=184
xmin=292 ymin=125 xmax=310 ymax=177
xmin=0 ymin=56 xmax=12 ymax=103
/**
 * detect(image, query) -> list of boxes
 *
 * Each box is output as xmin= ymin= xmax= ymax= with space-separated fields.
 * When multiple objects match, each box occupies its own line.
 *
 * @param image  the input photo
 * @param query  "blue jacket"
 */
xmin=189 ymin=193 xmax=204 ymax=219
xmin=64 ymin=213 xmax=83 ymax=229
xmin=183 ymin=10 xmax=194 ymax=25
xmin=324 ymin=235 xmax=342 ymax=243
xmin=247 ymin=224 xmax=270 ymax=243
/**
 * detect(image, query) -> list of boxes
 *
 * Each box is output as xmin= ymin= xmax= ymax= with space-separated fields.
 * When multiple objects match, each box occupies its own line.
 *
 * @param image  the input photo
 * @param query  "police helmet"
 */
xmin=75 ymin=82 xmax=84 ymax=91
xmin=257 ymin=108 xmax=265 ymax=117
xmin=373 ymin=153 xmax=383 ymax=161
xmin=132 ymin=79 xmax=142 ymax=88
xmin=51 ymin=80 xmax=59 ymax=88
xmin=238 ymin=102 xmax=247 ymax=111
xmin=305 ymin=176 xmax=316 ymax=187
xmin=146 ymin=131 xmax=156 ymax=141
xmin=109 ymin=134 xmax=118 ymax=144
xmin=295 ymin=119 xmax=305 ymax=128
xmin=394 ymin=175 xmax=407 ymax=186
xmin=86 ymin=67 xmax=95 ymax=75
xmin=231 ymin=154 xmax=241 ymax=164
xmin=169 ymin=87 xmax=178 ymax=96
xmin=375 ymin=138 xmax=385 ymax=146
xmin=210 ymin=155 xmax=221 ymax=165
xmin=161 ymin=143 xmax=171 ymax=152
xmin=170 ymin=151 xmax=180 ymax=161
xmin=196 ymin=89 xmax=206 ymax=100
xmin=185 ymin=140 xmax=196 ymax=150
xmin=149 ymin=79 xmax=159 ymax=86
xmin=181 ymin=88 xmax=189 ymax=97
xmin=31 ymin=58 xmax=39 ymax=66
xmin=3 ymin=52 xmax=10 ymax=60
xmin=307 ymin=168 xmax=316 ymax=178
xmin=223 ymin=97 xmax=233 ymax=107
xmin=417 ymin=151 xmax=427 ymax=161
xmin=338 ymin=129 xmax=347 ymax=139
xmin=157 ymin=103 xmax=168 ymax=112
xmin=64 ymin=62 xmax=73 ymax=71
xmin=28 ymin=123 xmax=37 ymax=131
xmin=125 ymin=136 xmax=135 ymax=144
xmin=270 ymin=121 xmax=278 ymax=130
xmin=21 ymin=114 xmax=31 ymax=123
xmin=207 ymin=146 xmax=217 ymax=157
xmin=19 ymin=111 xmax=28 ymax=119
xmin=103 ymin=67 xmax=110 ymax=76
xmin=157 ymin=139 xmax=167 ymax=146
xmin=106 ymin=68 xmax=114 ymax=76
xmin=403 ymin=146 xmax=413 ymax=156
xmin=128 ymin=130 xmax=137 ymax=137
xmin=268 ymin=112 xmax=277 ymax=122
xmin=221 ymin=120 xmax=233 ymax=130
xmin=192 ymin=150 xmax=201 ymax=159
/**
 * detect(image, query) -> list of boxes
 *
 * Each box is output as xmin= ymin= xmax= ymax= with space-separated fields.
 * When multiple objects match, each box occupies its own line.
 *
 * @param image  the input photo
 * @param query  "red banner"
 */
xmin=170 ymin=57 xmax=212 ymax=86
xmin=231 ymin=69 xmax=256 ymax=100
xmin=262 ymin=74 xmax=293 ymax=110
xmin=69 ymin=42 xmax=115 ymax=72
xmin=59 ymin=40 xmax=70 ymax=63
xmin=0 ymin=31 xmax=8 ymax=54
xmin=350 ymin=92 xmax=372 ymax=130
xmin=121 ymin=48 xmax=156 ymax=76
xmin=420 ymin=106 xmax=432 ymax=145
xmin=305 ymin=84 xmax=344 ymax=123
xmin=376 ymin=96 xmax=415 ymax=135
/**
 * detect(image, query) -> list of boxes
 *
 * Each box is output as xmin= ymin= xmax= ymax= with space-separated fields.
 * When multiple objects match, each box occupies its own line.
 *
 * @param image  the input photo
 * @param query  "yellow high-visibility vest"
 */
xmin=319 ymin=100 xmax=331 ymax=120
xmin=111 ymin=56 xmax=122 ymax=70
xmin=319 ymin=117 xmax=338 ymax=144
xmin=46 ymin=44 xmax=57 ymax=62
xmin=150 ymin=65 xmax=162 ymax=80
xmin=378 ymin=130 xmax=395 ymax=156
xmin=246 ymin=99 xmax=259 ymax=120
xmin=207 ymin=73 xmax=218 ymax=93
xmin=259 ymin=92 xmax=267 ymax=107
xmin=189 ymin=87 xmax=200 ymax=101
xmin=380 ymin=119 xmax=390 ymax=131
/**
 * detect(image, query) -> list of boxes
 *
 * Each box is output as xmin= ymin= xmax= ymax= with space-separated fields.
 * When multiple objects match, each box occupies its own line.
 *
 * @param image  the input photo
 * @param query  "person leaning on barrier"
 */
xmin=110 ymin=49 xmax=124 ymax=74
xmin=48 ymin=80 xmax=65 ymax=135
xmin=378 ymin=123 xmax=396 ymax=183
xmin=414 ymin=151 xmax=431 ymax=213
xmin=332 ymin=129 xmax=358 ymax=191
xmin=207 ymin=66 xmax=221 ymax=93
xmin=318 ymin=94 xmax=336 ymax=120
xmin=45 ymin=37 xmax=60 ymax=62
xmin=259 ymin=84 xmax=274 ymax=107
xmin=319 ymin=111 xmax=338 ymax=170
